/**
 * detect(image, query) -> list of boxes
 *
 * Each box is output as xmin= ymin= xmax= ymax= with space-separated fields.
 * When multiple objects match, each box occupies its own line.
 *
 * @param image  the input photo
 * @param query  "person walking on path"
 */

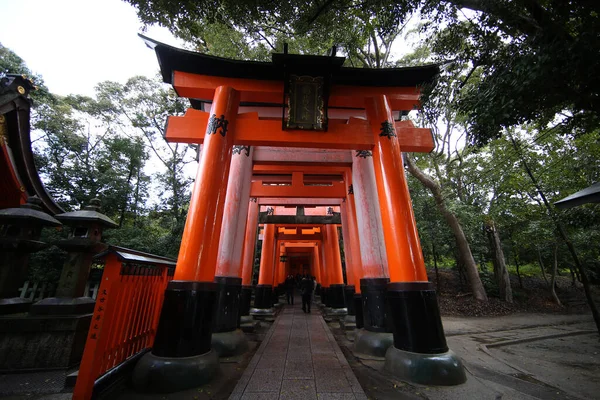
xmin=301 ymin=274 xmax=314 ymax=313
xmin=285 ymin=274 xmax=295 ymax=305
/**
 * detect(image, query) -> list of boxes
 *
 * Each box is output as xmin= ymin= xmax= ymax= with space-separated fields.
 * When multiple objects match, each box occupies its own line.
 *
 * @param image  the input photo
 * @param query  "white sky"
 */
xmin=0 ymin=0 xmax=182 ymax=96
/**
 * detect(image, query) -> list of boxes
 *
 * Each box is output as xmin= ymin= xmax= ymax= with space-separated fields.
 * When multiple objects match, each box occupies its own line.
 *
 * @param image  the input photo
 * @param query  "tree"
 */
xmin=92 ymin=76 xmax=195 ymax=236
xmin=126 ymin=0 xmax=600 ymax=146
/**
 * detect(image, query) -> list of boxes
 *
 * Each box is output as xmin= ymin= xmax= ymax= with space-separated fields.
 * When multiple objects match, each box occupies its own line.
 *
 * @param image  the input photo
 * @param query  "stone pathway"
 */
xmin=230 ymin=304 xmax=367 ymax=400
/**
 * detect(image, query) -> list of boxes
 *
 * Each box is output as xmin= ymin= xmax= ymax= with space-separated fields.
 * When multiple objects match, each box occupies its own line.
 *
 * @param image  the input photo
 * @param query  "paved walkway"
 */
xmin=230 ymin=304 xmax=367 ymax=400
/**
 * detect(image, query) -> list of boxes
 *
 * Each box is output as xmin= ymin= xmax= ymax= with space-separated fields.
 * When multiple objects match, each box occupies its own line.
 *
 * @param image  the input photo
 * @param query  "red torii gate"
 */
xmin=130 ymin=35 xmax=465 ymax=392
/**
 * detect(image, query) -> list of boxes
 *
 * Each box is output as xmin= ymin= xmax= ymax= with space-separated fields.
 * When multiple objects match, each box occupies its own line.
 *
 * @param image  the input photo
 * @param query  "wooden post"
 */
xmin=175 ymin=86 xmax=241 ymax=282
xmin=365 ymin=95 xmax=427 ymax=283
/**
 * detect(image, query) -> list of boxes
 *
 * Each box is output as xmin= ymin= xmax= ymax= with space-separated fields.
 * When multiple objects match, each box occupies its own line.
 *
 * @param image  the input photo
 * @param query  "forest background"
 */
xmin=1 ymin=0 xmax=599 ymax=317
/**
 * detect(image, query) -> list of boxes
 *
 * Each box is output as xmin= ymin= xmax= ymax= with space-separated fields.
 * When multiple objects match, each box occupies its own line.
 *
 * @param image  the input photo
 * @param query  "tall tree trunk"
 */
xmin=405 ymin=154 xmax=488 ymax=301
xmin=551 ymin=242 xmax=562 ymax=307
xmin=537 ymin=248 xmax=550 ymax=285
xmin=486 ymin=220 xmax=513 ymax=303
xmin=512 ymin=243 xmax=524 ymax=289
xmin=432 ymin=238 xmax=440 ymax=292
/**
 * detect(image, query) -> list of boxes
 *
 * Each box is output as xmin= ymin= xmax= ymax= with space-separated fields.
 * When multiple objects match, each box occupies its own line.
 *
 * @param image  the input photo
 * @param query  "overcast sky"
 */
xmin=0 ymin=0 xmax=182 ymax=96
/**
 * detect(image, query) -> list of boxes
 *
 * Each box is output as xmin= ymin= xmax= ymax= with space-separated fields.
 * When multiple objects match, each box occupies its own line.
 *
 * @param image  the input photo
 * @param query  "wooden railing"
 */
xmin=72 ymin=246 xmax=175 ymax=400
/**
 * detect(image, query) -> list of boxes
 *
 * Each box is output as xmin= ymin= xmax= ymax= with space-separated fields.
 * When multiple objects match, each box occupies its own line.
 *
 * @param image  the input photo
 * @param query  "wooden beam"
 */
xmin=166 ymin=111 xmax=373 ymax=150
xmin=165 ymin=109 xmax=433 ymax=152
xmin=258 ymin=198 xmax=343 ymax=206
xmin=173 ymin=71 xmax=422 ymax=111
xmin=260 ymin=214 xmax=341 ymax=225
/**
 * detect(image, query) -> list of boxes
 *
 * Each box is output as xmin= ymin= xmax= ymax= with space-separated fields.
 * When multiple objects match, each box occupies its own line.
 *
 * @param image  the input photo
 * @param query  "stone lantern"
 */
xmin=0 ymin=196 xmax=62 ymax=313
xmin=31 ymin=198 xmax=117 ymax=315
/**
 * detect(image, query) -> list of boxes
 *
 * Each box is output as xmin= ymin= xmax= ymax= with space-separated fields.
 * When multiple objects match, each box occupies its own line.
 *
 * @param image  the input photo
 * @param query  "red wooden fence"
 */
xmin=72 ymin=246 xmax=175 ymax=400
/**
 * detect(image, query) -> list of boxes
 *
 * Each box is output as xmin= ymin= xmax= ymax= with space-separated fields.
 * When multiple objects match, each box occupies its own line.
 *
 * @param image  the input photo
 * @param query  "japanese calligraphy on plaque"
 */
xmin=286 ymin=75 xmax=326 ymax=130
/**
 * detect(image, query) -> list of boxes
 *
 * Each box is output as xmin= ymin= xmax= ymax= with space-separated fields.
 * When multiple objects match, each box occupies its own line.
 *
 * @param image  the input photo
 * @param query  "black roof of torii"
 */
xmin=140 ymin=34 xmax=439 ymax=90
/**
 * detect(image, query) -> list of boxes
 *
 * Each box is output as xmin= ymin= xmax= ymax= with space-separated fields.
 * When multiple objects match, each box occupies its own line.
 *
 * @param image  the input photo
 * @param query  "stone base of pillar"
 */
xmin=29 ymin=297 xmax=95 ymax=315
xmin=249 ymin=307 xmax=275 ymax=317
xmin=132 ymin=350 xmax=219 ymax=393
xmin=323 ymin=306 xmax=348 ymax=320
xmin=344 ymin=286 xmax=356 ymax=315
xmin=353 ymin=328 xmax=394 ymax=359
xmin=253 ymin=284 xmax=273 ymax=309
xmin=213 ymin=276 xmax=242 ymax=333
xmin=240 ymin=285 xmax=253 ymax=316
xmin=0 ymin=298 xmax=32 ymax=315
xmin=211 ymin=329 xmax=249 ymax=357
xmin=133 ymin=280 xmax=218 ymax=392
xmin=340 ymin=314 xmax=357 ymax=331
xmin=240 ymin=315 xmax=259 ymax=333
xmin=354 ymin=293 xmax=364 ymax=329
xmin=328 ymin=284 xmax=346 ymax=308
xmin=385 ymin=281 xmax=465 ymax=385
xmin=384 ymin=347 xmax=466 ymax=385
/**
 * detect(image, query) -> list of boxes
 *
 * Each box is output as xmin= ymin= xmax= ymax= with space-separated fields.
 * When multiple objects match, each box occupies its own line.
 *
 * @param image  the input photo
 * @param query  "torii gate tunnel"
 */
xmin=131 ymin=36 xmax=466 ymax=391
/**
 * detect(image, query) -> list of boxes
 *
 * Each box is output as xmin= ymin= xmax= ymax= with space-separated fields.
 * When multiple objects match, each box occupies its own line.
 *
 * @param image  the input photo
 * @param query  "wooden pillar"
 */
xmin=326 ymin=224 xmax=346 ymax=308
xmin=340 ymin=203 xmax=356 ymax=288
xmin=216 ymin=146 xmax=254 ymax=278
xmin=326 ymin=224 xmax=344 ymax=285
xmin=135 ymin=86 xmax=240 ymax=392
xmin=254 ymin=223 xmax=276 ymax=309
xmin=313 ymin=243 xmax=322 ymax=283
xmin=258 ymin=224 xmax=276 ymax=285
xmin=352 ymin=152 xmax=388 ymax=279
xmin=343 ymin=170 xmax=363 ymax=292
xmin=239 ymin=198 xmax=258 ymax=317
xmin=240 ymin=199 xmax=259 ymax=286
xmin=213 ymin=145 xmax=253 ymax=335
xmin=365 ymin=95 xmax=427 ymax=282
xmin=174 ymin=86 xmax=241 ymax=282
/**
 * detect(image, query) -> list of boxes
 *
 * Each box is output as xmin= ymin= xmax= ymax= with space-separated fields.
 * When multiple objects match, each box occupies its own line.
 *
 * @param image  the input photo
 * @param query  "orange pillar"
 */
xmin=216 ymin=146 xmax=253 ymax=278
xmin=240 ymin=198 xmax=259 ymax=316
xmin=365 ymin=96 xmax=427 ymax=282
xmin=326 ymin=224 xmax=344 ymax=285
xmin=240 ymin=199 xmax=259 ymax=286
xmin=277 ymin=243 xmax=286 ymax=286
xmin=352 ymin=153 xmax=388 ymax=279
xmin=254 ymin=223 xmax=276 ymax=309
xmin=174 ymin=86 xmax=240 ymax=282
xmin=340 ymin=203 xmax=356 ymax=288
xmin=343 ymin=171 xmax=363 ymax=293
xmin=313 ymin=243 xmax=322 ymax=283
xmin=258 ymin=224 xmax=275 ymax=285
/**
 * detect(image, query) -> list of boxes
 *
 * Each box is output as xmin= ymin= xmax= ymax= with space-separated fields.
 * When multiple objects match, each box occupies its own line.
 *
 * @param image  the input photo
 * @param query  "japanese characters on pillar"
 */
xmin=175 ymin=86 xmax=241 ymax=282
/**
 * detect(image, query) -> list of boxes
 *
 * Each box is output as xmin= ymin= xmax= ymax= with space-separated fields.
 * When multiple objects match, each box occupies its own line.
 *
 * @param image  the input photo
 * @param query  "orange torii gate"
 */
xmin=132 ymin=36 xmax=466 ymax=392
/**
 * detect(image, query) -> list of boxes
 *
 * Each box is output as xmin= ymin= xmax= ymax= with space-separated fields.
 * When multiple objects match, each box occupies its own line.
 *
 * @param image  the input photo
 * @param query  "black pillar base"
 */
xmin=133 ymin=280 xmax=218 ymax=393
xmin=354 ymin=328 xmax=394 ymax=359
xmin=328 ymin=284 xmax=346 ymax=309
xmin=213 ymin=276 xmax=242 ymax=333
xmin=321 ymin=287 xmax=329 ymax=307
xmin=152 ymin=281 xmax=217 ymax=358
xmin=132 ymin=350 xmax=219 ymax=393
xmin=386 ymin=282 xmax=447 ymax=354
xmin=253 ymin=284 xmax=273 ymax=309
xmin=240 ymin=285 xmax=253 ymax=317
xmin=360 ymin=278 xmax=392 ymax=333
xmin=384 ymin=281 xmax=466 ymax=386
xmin=344 ymin=286 xmax=356 ymax=315
xmin=354 ymin=293 xmax=364 ymax=329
